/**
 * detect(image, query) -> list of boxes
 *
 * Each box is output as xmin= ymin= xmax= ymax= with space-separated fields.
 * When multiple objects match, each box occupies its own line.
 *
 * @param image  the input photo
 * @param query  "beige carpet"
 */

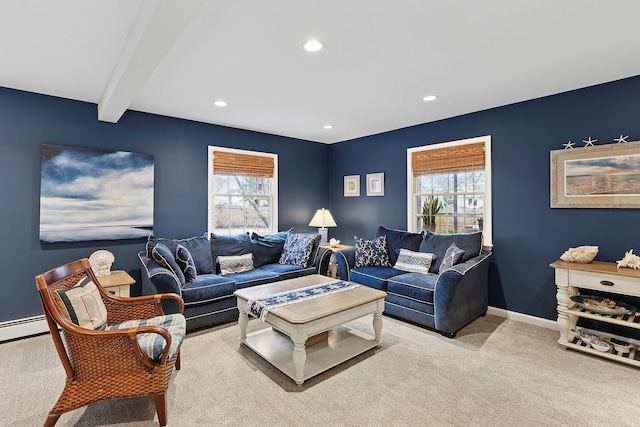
xmin=3 ymin=314 xmax=640 ymax=426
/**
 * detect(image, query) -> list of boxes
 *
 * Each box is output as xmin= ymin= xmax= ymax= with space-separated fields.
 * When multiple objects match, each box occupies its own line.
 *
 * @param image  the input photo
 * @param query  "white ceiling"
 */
xmin=2 ymin=1 xmax=640 ymax=144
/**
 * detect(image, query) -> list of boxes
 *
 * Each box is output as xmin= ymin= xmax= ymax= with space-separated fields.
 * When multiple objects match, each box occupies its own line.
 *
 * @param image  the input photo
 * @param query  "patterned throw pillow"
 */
xmin=354 ymin=235 xmax=391 ymax=268
xmin=175 ymin=244 xmax=197 ymax=282
xmin=218 ymin=253 xmax=254 ymax=275
xmin=54 ymin=276 xmax=108 ymax=330
xmin=152 ymin=243 xmax=186 ymax=284
xmin=439 ymin=243 xmax=466 ymax=273
xmin=279 ymin=233 xmax=320 ymax=266
xmin=394 ymin=249 xmax=435 ymax=274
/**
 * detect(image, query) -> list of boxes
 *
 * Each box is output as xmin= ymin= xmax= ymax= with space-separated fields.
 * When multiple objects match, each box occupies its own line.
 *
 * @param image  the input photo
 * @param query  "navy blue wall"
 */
xmin=0 ymin=87 xmax=329 ymax=323
xmin=328 ymin=75 xmax=640 ymax=321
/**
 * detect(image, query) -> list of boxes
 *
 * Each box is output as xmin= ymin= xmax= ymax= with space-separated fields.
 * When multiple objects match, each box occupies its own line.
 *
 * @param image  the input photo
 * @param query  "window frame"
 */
xmin=207 ymin=146 xmax=278 ymax=236
xmin=407 ymin=135 xmax=492 ymax=247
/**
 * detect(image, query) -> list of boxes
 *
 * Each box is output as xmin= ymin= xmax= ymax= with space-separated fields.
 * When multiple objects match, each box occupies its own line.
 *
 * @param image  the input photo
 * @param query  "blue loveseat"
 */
xmin=138 ymin=231 xmax=330 ymax=331
xmin=335 ymin=226 xmax=491 ymax=337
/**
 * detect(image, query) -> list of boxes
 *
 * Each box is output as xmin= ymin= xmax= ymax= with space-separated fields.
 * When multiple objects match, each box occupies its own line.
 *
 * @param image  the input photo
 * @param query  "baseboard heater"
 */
xmin=0 ymin=315 xmax=49 ymax=342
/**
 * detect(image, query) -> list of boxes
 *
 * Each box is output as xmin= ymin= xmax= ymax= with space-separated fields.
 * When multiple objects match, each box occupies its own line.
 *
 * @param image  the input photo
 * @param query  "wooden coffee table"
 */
xmin=234 ymin=275 xmax=386 ymax=385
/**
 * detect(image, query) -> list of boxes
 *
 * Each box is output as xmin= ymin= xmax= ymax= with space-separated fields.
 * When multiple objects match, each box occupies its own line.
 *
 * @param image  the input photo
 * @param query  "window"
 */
xmin=407 ymin=136 xmax=492 ymax=246
xmin=208 ymin=146 xmax=278 ymax=235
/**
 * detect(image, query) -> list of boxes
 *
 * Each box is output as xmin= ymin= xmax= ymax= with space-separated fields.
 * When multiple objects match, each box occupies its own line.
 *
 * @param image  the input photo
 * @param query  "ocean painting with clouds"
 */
xmin=40 ymin=144 xmax=154 ymax=243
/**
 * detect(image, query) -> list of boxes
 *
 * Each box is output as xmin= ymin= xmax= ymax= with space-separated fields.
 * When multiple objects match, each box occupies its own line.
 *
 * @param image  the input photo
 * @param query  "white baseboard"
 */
xmin=487 ymin=306 xmax=558 ymax=330
xmin=0 ymin=315 xmax=49 ymax=342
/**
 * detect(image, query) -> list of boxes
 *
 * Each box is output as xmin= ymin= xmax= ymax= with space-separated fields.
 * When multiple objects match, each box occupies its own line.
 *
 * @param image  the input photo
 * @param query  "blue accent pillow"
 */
xmin=151 ymin=243 xmax=186 ymax=284
xmin=210 ymin=233 xmax=253 ymax=273
xmin=354 ymin=235 xmax=391 ymax=268
xmin=175 ymin=244 xmax=197 ymax=283
xmin=419 ymin=231 xmax=482 ymax=273
xmin=375 ymin=225 xmax=423 ymax=265
xmin=279 ymin=233 xmax=321 ymax=266
xmin=251 ymin=229 xmax=292 ymax=268
xmin=147 ymin=234 xmax=214 ymax=274
xmin=438 ymin=243 xmax=465 ymax=273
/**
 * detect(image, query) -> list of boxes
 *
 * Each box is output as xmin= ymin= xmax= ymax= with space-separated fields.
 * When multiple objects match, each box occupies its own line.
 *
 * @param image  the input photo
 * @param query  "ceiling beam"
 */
xmin=97 ymin=0 xmax=204 ymax=123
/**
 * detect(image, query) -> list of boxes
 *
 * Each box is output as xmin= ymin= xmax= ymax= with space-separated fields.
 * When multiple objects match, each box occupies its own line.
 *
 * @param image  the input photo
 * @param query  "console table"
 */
xmin=551 ymin=260 xmax=640 ymax=367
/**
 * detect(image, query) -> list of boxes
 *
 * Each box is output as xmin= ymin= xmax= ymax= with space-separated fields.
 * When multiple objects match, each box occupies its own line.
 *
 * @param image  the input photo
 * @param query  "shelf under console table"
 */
xmin=551 ymin=260 xmax=640 ymax=367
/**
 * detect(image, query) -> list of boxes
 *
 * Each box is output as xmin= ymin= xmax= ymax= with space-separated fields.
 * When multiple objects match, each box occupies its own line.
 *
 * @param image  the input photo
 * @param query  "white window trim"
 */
xmin=406 ymin=135 xmax=492 ymax=248
xmin=207 ymin=146 xmax=278 ymax=236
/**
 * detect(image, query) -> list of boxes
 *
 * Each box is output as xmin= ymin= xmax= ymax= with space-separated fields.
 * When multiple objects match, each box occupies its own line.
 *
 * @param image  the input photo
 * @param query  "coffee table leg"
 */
xmin=291 ymin=329 xmax=308 ymax=385
xmin=238 ymin=301 xmax=248 ymax=340
xmin=373 ymin=301 xmax=383 ymax=343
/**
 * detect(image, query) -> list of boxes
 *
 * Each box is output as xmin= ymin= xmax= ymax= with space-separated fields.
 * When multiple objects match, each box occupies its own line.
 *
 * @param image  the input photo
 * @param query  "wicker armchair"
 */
xmin=35 ymin=258 xmax=185 ymax=427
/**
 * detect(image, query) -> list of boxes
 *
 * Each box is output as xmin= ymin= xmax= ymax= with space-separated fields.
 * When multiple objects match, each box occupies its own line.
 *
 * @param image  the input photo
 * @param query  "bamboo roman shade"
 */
xmin=212 ymin=150 xmax=274 ymax=178
xmin=412 ymin=141 xmax=485 ymax=176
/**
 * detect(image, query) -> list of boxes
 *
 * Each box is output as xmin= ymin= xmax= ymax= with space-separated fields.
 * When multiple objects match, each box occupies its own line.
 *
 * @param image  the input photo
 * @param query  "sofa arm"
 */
xmin=335 ymin=248 xmax=356 ymax=281
xmin=313 ymin=246 xmax=332 ymax=276
xmin=433 ymin=251 xmax=492 ymax=336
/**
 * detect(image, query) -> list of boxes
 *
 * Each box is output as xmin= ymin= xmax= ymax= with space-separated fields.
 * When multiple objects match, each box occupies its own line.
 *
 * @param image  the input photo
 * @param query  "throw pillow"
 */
xmin=218 ymin=253 xmax=254 ymax=275
xmin=375 ymin=225 xmax=424 ymax=266
xmin=175 ymin=244 xmax=197 ymax=283
xmin=152 ymin=243 xmax=186 ymax=284
xmin=251 ymin=229 xmax=293 ymax=268
xmin=354 ymin=235 xmax=392 ymax=268
xmin=394 ymin=249 xmax=435 ymax=274
xmin=54 ymin=276 xmax=108 ymax=330
xmin=279 ymin=233 xmax=321 ymax=266
xmin=419 ymin=231 xmax=483 ymax=273
xmin=147 ymin=234 xmax=214 ymax=274
xmin=210 ymin=233 xmax=253 ymax=273
xmin=439 ymin=243 xmax=466 ymax=273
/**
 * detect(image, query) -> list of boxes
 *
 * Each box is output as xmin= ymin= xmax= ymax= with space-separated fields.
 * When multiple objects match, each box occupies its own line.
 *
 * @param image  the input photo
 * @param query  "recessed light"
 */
xmin=324 ymin=125 xmax=333 ymax=129
xmin=423 ymin=95 xmax=437 ymax=102
xmin=303 ymin=39 xmax=323 ymax=52
xmin=214 ymin=100 xmax=227 ymax=107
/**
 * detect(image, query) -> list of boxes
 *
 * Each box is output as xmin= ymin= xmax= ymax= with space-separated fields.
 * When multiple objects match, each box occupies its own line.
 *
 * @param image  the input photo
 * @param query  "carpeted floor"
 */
xmin=2 ymin=314 xmax=640 ymax=426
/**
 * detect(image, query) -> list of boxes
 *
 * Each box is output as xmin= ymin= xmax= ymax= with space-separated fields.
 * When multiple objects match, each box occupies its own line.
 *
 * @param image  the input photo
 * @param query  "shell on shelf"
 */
xmin=617 ymin=249 xmax=640 ymax=269
xmin=559 ymin=245 xmax=598 ymax=263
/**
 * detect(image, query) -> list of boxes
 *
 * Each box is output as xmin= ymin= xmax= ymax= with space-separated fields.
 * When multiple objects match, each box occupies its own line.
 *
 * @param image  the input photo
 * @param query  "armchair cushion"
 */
xmin=54 ymin=276 xmax=108 ymax=330
xmin=108 ymin=313 xmax=186 ymax=363
xmin=175 ymin=244 xmax=197 ymax=282
xmin=355 ymin=235 xmax=391 ymax=268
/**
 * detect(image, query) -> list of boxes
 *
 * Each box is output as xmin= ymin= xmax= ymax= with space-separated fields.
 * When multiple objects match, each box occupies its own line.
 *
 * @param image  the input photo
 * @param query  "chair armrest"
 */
xmin=314 ymin=246 xmax=331 ymax=276
xmin=103 ymin=293 xmax=185 ymax=324
xmin=335 ymin=248 xmax=356 ymax=281
xmin=434 ymin=251 xmax=492 ymax=334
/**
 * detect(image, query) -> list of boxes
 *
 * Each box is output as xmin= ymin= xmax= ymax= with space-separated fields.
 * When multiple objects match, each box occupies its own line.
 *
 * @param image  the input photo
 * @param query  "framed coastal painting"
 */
xmin=344 ymin=175 xmax=360 ymax=197
xmin=39 ymin=144 xmax=154 ymax=243
xmin=550 ymin=141 xmax=640 ymax=208
xmin=366 ymin=172 xmax=384 ymax=196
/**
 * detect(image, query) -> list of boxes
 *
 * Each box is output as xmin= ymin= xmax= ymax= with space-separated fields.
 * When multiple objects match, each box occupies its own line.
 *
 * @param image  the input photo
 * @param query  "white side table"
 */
xmin=97 ymin=270 xmax=135 ymax=297
xmin=320 ymin=244 xmax=354 ymax=278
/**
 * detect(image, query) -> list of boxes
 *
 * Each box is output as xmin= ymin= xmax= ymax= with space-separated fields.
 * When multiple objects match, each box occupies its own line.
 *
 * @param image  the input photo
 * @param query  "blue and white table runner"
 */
xmin=247 ymin=280 xmax=359 ymax=321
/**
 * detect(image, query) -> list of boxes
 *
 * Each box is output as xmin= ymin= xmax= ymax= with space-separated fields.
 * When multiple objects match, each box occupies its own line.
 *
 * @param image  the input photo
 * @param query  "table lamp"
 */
xmin=309 ymin=208 xmax=337 ymax=245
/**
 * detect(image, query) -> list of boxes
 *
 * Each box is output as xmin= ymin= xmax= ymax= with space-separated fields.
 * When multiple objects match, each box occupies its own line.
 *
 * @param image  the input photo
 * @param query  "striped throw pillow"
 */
xmin=394 ymin=249 xmax=435 ymax=274
xmin=218 ymin=253 xmax=254 ymax=275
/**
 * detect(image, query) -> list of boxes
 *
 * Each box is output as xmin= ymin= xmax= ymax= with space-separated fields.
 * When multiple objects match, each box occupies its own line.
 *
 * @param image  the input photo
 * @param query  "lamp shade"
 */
xmin=308 ymin=208 xmax=337 ymax=228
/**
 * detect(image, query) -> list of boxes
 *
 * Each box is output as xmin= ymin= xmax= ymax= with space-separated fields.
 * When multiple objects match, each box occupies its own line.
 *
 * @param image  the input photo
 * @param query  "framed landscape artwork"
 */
xmin=39 ymin=144 xmax=154 ymax=243
xmin=550 ymin=141 xmax=640 ymax=208
xmin=344 ymin=175 xmax=360 ymax=197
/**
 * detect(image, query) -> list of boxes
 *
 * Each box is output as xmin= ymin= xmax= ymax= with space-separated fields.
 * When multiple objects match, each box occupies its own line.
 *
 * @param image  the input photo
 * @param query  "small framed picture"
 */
xmin=366 ymin=173 xmax=384 ymax=196
xmin=344 ymin=175 xmax=360 ymax=197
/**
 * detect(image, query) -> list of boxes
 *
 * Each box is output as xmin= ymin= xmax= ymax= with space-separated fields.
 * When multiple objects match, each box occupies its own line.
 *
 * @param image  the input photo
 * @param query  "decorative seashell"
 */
xmin=617 ymin=249 xmax=640 ymax=269
xmin=559 ymin=246 xmax=598 ymax=263
xmin=329 ymin=238 xmax=341 ymax=248
xmin=89 ymin=250 xmax=115 ymax=277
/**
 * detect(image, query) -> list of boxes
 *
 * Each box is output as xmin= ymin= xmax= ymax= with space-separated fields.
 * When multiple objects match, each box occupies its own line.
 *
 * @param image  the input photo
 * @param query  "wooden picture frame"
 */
xmin=344 ymin=175 xmax=360 ymax=197
xmin=366 ymin=173 xmax=384 ymax=196
xmin=550 ymin=141 xmax=640 ymax=208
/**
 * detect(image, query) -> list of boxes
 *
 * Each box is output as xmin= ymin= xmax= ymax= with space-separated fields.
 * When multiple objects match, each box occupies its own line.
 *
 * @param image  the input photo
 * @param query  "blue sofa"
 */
xmin=335 ymin=226 xmax=491 ymax=337
xmin=138 ymin=231 xmax=330 ymax=331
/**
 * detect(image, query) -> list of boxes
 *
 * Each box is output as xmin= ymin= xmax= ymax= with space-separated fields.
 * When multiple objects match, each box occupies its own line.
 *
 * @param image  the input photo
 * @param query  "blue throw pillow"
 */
xmin=279 ymin=233 xmax=320 ymax=266
xmin=175 ymin=244 xmax=197 ymax=283
xmin=419 ymin=231 xmax=482 ymax=273
xmin=251 ymin=229 xmax=292 ymax=268
xmin=438 ymin=243 xmax=465 ymax=273
xmin=210 ymin=233 xmax=253 ymax=273
xmin=147 ymin=234 xmax=214 ymax=274
xmin=375 ymin=225 xmax=423 ymax=265
xmin=151 ymin=242 xmax=186 ymax=284
xmin=354 ymin=235 xmax=391 ymax=268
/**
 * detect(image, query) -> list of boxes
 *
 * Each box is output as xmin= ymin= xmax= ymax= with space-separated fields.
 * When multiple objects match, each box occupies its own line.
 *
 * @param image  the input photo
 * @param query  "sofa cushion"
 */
xmin=175 ymin=244 xmax=197 ymax=283
xmin=387 ymin=272 xmax=438 ymax=305
xmin=251 ymin=229 xmax=292 ymax=268
xmin=181 ymin=274 xmax=237 ymax=305
xmin=375 ymin=225 xmax=423 ymax=265
xmin=354 ymin=235 xmax=391 ymax=268
xmin=394 ymin=249 xmax=435 ymax=274
xmin=258 ymin=263 xmax=316 ymax=281
xmin=219 ymin=253 xmax=254 ymax=275
xmin=230 ymin=269 xmax=281 ymax=289
xmin=152 ymin=243 xmax=186 ymax=284
xmin=439 ymin=243 xmax=465 ymax=273
xmin=54 ymin=276 xmax=108 ymax=330
xmin=280 ymin=233 xmax=321 ymax=267
xmin=210 ymin=233 xmax=252 ymax=272
xmin=419 ymin=231 xmax=483 ymax=273
xmin=148 ymin=234 xmax=215 ymax=274
xmin=349 ymin=266 xmax=404 ymax=291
